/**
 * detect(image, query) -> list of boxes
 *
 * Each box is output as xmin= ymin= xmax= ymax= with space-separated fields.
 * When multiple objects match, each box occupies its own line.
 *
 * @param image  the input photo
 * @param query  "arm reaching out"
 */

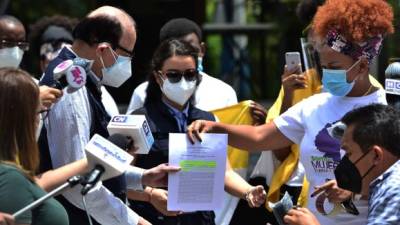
xmin=187 ymin=120 xmax=293 ymax=152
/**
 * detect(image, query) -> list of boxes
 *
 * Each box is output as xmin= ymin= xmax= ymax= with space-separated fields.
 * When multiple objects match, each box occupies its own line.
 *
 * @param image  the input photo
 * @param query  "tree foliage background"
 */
xmin=3 ymin=0 xmax=400 ymax=103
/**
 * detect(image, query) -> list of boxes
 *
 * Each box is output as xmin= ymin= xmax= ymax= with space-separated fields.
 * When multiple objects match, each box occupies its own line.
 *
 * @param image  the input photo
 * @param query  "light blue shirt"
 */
xmin=368 ymin=160 xmax=400 ymax=224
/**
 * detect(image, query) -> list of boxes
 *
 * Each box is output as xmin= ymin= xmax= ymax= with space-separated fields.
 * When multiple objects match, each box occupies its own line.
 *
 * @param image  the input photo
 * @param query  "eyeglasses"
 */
xmin=116 ymin=44 xmax=134 ymax=59
xmin=0 ymin=40 xmax=30 ymax=51
xmin=160 ymin=69 xmax=199 ymax=83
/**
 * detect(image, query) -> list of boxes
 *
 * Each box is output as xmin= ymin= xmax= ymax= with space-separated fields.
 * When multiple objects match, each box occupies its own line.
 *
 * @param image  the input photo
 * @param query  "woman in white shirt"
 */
xmin=187 ymin=0 xmax=394 ymax=224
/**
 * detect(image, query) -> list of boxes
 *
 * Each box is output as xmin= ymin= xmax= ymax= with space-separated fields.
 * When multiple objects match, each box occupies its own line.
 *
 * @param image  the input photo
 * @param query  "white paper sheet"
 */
xmin=167 ymin=133 xmax=227 ymax=211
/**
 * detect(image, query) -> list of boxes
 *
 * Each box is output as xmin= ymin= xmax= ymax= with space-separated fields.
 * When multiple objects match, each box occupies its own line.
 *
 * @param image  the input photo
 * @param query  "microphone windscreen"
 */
xmin=385 ymin=62 xmax=400 ymax=79
xmin=107 ymin=134 xmax=130 ymax=150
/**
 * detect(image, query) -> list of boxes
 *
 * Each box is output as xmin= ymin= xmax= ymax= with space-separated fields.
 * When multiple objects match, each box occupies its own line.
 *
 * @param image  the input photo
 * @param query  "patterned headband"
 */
xmin=326 ymin=29 xmax=383 ymax=63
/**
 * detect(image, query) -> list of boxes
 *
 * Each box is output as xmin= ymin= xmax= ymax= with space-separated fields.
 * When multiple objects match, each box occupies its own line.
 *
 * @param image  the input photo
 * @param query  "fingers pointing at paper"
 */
xmin=187 ymin=120 xmax=216 ymax=144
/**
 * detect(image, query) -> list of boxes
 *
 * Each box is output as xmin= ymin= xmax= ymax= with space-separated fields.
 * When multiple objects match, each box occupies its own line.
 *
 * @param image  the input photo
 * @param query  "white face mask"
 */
xmin=160 ymin=75 xmax=197 ymax=106
xmin=0 ymin=46 xmax=24 ymax=68
xmin=100 ymin=47 xmax=132 ymax=87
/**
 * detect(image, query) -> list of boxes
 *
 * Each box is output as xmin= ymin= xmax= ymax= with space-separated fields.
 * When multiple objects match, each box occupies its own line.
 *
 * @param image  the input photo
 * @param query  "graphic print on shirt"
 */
xmin=311 ymin=122 xmax=341 ymax=173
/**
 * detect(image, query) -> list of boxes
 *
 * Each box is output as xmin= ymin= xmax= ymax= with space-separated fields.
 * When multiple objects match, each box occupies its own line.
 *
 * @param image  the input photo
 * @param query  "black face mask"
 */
xmin=334 ymin=151 xmax=375 ymax=193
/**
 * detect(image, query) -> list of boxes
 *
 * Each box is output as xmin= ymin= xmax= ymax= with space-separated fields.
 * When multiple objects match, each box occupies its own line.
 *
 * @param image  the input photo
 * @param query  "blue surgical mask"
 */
xmin=322 ymin=60 xmax=360 ymax=96
xmin=100 ymin=47 xmax=132 ymax=88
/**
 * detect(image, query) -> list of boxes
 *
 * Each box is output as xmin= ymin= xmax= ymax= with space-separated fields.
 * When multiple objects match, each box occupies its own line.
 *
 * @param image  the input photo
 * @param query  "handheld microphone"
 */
xmin=385 ymin=62 xmax=400 ymax=109
xmin=81 ymin=133 xmax=134 ymax=195
xmin=107 ymin=115 xmax=154 ymax=154
xmin=52 ymin=58 xmax=92 ymax=93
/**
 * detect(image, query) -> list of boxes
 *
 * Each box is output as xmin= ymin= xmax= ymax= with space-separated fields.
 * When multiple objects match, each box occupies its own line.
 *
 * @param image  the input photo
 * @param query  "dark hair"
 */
xmin=296 ymin=0 xmax=325 ymax=24
xmin=159 ymin=18 xmax=202 ymax=42
xmin=29 ymin=15 xmax=78 ymax=55
xmin=73 ymin=15 xmax=122 ymax=49
xmin=341 ymin=104 xmax=400 ymax=157
xmin=145 ymin=39 xmax=198 ymax=105
xmin=0 ymin=68 xmax=39 ymax=179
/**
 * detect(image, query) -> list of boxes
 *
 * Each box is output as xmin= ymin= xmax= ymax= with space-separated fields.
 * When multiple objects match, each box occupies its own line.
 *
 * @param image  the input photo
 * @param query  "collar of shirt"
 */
xmin=162 ymin=98 xmax=189 ymax=131
xmin=369 ymin=159 xmax=400 ymax=192
xmin=162 ymin=98 xmax=189 ymax=117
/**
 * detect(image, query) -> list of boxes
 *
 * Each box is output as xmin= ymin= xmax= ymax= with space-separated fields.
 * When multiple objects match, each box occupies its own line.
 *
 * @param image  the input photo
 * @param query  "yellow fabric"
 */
xmin=266 ymin=69 xmax=320 ymax=210
xmin=369 ymin=75 xmax=383 ymax=89
xmin=265 ymin=71 xmax=382 ymax=210
xmin=212 ymin=100 xmax=254 ymax=169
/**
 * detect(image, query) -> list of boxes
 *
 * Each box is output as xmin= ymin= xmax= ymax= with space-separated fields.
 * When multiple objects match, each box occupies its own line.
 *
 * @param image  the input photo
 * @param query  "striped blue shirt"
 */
xmin=368 ymin=160 xmax=400 ymax=224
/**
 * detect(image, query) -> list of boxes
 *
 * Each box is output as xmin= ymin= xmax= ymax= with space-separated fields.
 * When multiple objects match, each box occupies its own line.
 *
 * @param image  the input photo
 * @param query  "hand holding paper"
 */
xmin=149 ymin=188 xmax=181 ymax=216
xmin=142 ymin=163 xmax=181 ymax=188
xmin=168 ymin=133 xmax=227 ymax=211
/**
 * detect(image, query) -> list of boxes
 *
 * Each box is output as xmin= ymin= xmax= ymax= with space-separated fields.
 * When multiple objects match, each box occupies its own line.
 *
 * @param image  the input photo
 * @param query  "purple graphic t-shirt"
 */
xmin=274 ymin=90 xmax=386 ymax=225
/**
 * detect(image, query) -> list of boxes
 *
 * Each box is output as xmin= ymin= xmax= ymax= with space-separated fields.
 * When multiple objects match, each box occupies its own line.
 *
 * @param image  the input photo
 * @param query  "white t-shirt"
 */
xmin=274 ymin=89 xmax=386 ymax=225
xmin=126 ymin=71 xmax=238 ymax=114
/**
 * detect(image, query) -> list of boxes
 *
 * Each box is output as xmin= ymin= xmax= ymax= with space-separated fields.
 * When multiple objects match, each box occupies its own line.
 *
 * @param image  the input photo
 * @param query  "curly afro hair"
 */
xmin=312 ymin=0 xmax=394 ymax=43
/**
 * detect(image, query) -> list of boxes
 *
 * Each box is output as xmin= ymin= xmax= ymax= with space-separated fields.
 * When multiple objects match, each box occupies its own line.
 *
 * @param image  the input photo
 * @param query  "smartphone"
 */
xmin=285 ymin=52 xmax=302 ymax=73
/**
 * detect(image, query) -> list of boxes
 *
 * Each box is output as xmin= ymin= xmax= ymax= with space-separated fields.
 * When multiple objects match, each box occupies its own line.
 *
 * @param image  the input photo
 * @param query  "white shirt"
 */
xmin=44 ymin=75 xmax=144 ymax=225
xmin=126 ymin=71 xmax=238 ymax=114
xmin=101 ymin=86 xmax=119 ymax=117
xmin=274 ymin=89 xmax=386 ymax=225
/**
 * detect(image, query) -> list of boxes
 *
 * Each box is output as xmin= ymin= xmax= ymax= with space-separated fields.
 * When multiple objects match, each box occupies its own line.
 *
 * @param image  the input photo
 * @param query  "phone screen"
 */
xmin=285 ymin=52 xmax=302 ymax=72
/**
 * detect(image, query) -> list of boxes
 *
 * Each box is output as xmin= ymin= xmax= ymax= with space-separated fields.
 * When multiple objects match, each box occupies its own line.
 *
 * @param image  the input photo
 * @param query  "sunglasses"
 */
xmin=0 ymin=40 xmax=30 ymax=51
xmin=160 ymin=69 xmax=199 ymax=83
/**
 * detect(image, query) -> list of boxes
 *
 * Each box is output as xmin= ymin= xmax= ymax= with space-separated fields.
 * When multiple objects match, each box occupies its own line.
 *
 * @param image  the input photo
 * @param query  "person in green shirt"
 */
xmin=0 ymin=67 xmax=68 ymax=225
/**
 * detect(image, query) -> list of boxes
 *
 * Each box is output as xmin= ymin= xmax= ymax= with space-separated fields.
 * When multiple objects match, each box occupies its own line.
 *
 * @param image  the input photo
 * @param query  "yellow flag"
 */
xmin=212 ymin=100 xmax=254 ymax=169
xmin=266 ymin=69 xmax=321 ymax=210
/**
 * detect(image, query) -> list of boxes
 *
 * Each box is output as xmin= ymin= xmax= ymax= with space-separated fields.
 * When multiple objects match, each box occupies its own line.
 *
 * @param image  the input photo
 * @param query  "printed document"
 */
xmin=167 ymin=133 xmax=227 ymax=211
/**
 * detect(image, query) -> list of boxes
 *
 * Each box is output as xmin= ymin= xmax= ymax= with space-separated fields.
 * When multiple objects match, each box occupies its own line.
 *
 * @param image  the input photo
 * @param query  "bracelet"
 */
xmin=244 ymin=187 xmax=253 ymax=202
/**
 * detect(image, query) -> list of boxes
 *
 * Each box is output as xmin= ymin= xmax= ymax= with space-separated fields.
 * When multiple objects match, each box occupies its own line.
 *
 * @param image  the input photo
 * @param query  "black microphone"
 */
xmin=81 ymin=133 xmax=131 ymax=195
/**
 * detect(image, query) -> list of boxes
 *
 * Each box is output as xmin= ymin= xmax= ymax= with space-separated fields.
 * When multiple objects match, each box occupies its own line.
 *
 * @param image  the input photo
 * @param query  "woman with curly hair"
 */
xmin=187 ymin=0 xmax=394 ymax=224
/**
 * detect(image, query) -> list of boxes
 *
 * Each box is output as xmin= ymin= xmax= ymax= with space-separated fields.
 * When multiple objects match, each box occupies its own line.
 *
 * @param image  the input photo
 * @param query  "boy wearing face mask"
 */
xmin=284 ymin=104 xmax=400 ymax=225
